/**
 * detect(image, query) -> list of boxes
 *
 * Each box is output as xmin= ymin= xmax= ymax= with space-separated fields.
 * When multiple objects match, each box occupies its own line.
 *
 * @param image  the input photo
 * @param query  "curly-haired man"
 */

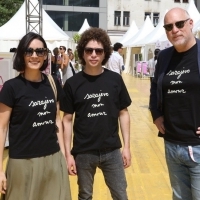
xmin=61 ymin=27 xmax=132 ymax=200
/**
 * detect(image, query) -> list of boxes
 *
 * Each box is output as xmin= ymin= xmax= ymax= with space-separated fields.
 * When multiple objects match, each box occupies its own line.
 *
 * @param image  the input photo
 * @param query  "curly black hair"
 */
xmin=77 ymin=27 xmax=112 ymax=66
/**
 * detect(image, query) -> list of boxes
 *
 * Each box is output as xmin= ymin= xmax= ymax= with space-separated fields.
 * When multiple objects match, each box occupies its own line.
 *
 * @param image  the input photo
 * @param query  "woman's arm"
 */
xmin=62 ymin=113 xmax=77 ymax=176
xmin=0 ymin=103 xmax=12 ymax=194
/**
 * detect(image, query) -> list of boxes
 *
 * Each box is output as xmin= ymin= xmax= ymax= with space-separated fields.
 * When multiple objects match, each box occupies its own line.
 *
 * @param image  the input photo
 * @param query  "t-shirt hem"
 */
xmin=9 ymin=147 xmax=60 ymax=159
xmin=164 ymin=138 xmax=200 ymax=146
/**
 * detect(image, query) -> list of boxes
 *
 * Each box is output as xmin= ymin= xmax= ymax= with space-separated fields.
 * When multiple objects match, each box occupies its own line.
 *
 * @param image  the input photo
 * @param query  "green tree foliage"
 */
xmin=73 ymin=33 xmax=81 ymax=43
xmin=0 ymin=0 xmax=23 ymax=27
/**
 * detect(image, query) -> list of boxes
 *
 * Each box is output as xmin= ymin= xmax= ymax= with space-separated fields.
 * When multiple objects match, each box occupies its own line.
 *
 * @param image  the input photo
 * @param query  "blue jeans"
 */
xmin=74 ymin=148 xmax=128 ymax=200
xmin=165 ymin=140 xmax=200 ymax=200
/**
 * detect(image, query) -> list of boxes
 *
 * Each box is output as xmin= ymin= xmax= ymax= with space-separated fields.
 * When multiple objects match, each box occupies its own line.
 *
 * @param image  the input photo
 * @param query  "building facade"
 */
xmin=43 ymin=0 xmax=198 ymax=44
xmin=43 ymin=0 xmax=107 ymax=38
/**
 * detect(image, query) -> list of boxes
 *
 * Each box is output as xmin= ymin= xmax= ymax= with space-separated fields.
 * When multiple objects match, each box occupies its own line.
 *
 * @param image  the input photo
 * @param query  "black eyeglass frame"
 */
xmin=84 ymin=47 xmax=104 ymax=55
xmin=163 ymin=18 xmax=190 ymax=32
xmin=24 ymin=48 xmax=48 ymax=57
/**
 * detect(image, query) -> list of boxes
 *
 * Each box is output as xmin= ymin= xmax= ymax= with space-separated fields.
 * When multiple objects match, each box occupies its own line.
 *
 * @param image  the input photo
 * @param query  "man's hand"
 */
xmin=196 ymin=127 xmax=200 ymax=135
xmin=154 ymin=116 xmax=165 ymax=134
xmin=122 ymin=148 xmax=131 ymax=168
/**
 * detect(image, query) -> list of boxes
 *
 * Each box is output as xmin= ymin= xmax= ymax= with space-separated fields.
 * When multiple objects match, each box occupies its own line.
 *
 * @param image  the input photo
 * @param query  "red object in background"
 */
xmin=0 ymin=76 xmax=4 ymax=91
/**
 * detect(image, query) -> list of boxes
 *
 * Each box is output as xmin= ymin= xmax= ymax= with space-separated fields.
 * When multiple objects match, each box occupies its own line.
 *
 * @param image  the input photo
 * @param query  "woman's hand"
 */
xmin=0 ymin=171 xmax=6 ymax=194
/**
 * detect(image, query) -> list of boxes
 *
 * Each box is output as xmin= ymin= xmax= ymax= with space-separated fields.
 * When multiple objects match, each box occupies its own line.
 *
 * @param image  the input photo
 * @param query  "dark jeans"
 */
xmin=75 ymin=148 xmax=128 ymax=200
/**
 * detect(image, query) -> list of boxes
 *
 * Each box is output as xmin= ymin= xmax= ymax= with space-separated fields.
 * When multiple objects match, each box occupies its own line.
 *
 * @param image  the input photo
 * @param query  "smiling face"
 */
xmin=83 ymin=40 xmax=105 ymax=70
xmin=24 ymin=39 xmax=47 ymax=71
xmin=164 ymin=8 xmax=195 ymax=52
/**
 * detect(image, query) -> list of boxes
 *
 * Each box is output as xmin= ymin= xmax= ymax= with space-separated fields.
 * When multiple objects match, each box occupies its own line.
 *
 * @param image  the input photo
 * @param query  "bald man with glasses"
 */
xmin=150 ymin=7 xmax=200 ymax=199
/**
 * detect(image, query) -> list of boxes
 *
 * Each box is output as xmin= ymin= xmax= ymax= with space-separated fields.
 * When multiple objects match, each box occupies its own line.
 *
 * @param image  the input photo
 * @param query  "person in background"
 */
xmin=105 ymin=42 xmax=125 ymax=74
xmin=150 ymin=7 xmax=200 ymax=199
xmin=68 ymin=53 xmax=77 ymax=75
xmin=67 ymin=48 xmax=73 ymax=56
xmin=148 ymin=48 xmax=160 ymax=83
xmin=60 ymin=27 xmax=132 ymax=200
xmin=59 ymin=46 xmax=69 ymax=85
xmin=51 ymin=47 xmax=62 ymax=85
xmin=148 ymin=48 xmax=160 ymax=109
xmin=0 ymin=32 xmax=71 ymax=200
xmin=9 ymin=48 xmax=17 ymax=53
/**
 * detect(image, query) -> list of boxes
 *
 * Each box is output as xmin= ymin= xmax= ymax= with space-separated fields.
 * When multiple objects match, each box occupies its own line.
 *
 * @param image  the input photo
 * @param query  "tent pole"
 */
xmin=26 ymin=0 xmax=43 ymax=36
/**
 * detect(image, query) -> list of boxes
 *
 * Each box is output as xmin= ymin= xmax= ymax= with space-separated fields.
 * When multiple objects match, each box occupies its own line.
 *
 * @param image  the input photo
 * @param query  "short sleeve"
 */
xmin=59 ymin=82 xmax=74 ymax=114
xmin=119 ymin=76 xmax=132 ymax=110
xmin=0 ymin=81 xmax=15 ymax=108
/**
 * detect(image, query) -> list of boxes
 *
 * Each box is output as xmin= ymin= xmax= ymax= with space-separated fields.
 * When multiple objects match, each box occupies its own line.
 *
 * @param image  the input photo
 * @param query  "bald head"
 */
xmin=164 ymin=8 xmax=190 ymax=24
xmin=163 ymin=7 xmax=195 ymax=52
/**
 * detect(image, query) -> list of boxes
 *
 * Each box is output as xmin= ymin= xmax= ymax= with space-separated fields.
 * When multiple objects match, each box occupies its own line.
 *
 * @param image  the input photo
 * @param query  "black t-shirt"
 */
xmin=60 ymin=69 xmax=132 ymax=155
xmin=0 ymin=73 xmax=62 ymax=158
xmin=162 ymin=43 xmax=200 ymax=145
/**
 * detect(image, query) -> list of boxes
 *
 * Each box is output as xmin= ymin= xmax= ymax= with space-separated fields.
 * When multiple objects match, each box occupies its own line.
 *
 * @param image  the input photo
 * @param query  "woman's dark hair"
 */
xmin=53 ymin=47 xmax=59 ymax=57
xmin=10 ymin=48 xmax=17 ymax=52
xmin=77 ymin=27 xmax=112 ymax=65
xmin=52 ymin=47 xmax=59 ymax=64
xmin=13 ymin=32 xmax=48 ymax=72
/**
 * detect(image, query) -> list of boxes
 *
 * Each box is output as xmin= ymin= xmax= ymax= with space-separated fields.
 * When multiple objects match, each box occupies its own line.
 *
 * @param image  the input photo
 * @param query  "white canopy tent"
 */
xmin=132 ymin=13 xmax=169 ymax=61
xmin=123 ymin=16 xmax=154 ymax=74
xmin=187 ymin=0 xmax=200 ymax=26
xmin=0 ymin=0 xmax=73 ymax=52
xmin=193 ymin=20 xmax=200 ymax=35
xmin=123 ymin=16 xmax=154 ymax=47
xmin=78 ymin=19 xmax=90 ymax=35
xmin=117 ymin=20 xmax=139 ymax=45
xmin=134 ymin=20 xmax=165 ymax=46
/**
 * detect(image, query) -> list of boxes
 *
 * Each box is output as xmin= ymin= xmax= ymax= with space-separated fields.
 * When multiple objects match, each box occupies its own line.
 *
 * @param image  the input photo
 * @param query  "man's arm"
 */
xmin=62 ymin=113 xmax=77 ymax=175
xmin=119 ymin=56 xmax=125 ymax=71
xmin=119 ymin=108 xmax=131 ymax=168
xmin=0 ymin=103 xmax=12 ymax=194
xmin=149 ymin=54 xmax=165 ymax=134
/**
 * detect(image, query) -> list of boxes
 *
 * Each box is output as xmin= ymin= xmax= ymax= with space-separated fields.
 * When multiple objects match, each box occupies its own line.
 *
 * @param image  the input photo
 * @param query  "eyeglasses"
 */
xmin=84 ymin=47 xmax=104 ymax=55
xmin=25 ymin=48 xmax=48 ymax=57
xmin=163 ymin=18 xmax=190 ymax=31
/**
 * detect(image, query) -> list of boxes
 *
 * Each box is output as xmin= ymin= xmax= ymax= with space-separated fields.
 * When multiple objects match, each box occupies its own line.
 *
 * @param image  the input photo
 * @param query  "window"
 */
xmin=153 ymin=13 xmax=159 ymax=27
xmin=46 ymin=11 xmax=99 ymax=31
xmin=183 ymin=0 xmax=188 ymax=2
xmin=43 ymin=0 xmax=99 ymax=6
xmin=123 ymin=11 xmax=130 ymax=26
xmin=114 ymin=11 xmax=121 ymax=26
xmin=144 ymin=12 xmax=151 ymax=20
xmin=174 ymin=0 xmax=180 ymax=2
xmin=68 ymin=0 xmax=99 ymax=7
